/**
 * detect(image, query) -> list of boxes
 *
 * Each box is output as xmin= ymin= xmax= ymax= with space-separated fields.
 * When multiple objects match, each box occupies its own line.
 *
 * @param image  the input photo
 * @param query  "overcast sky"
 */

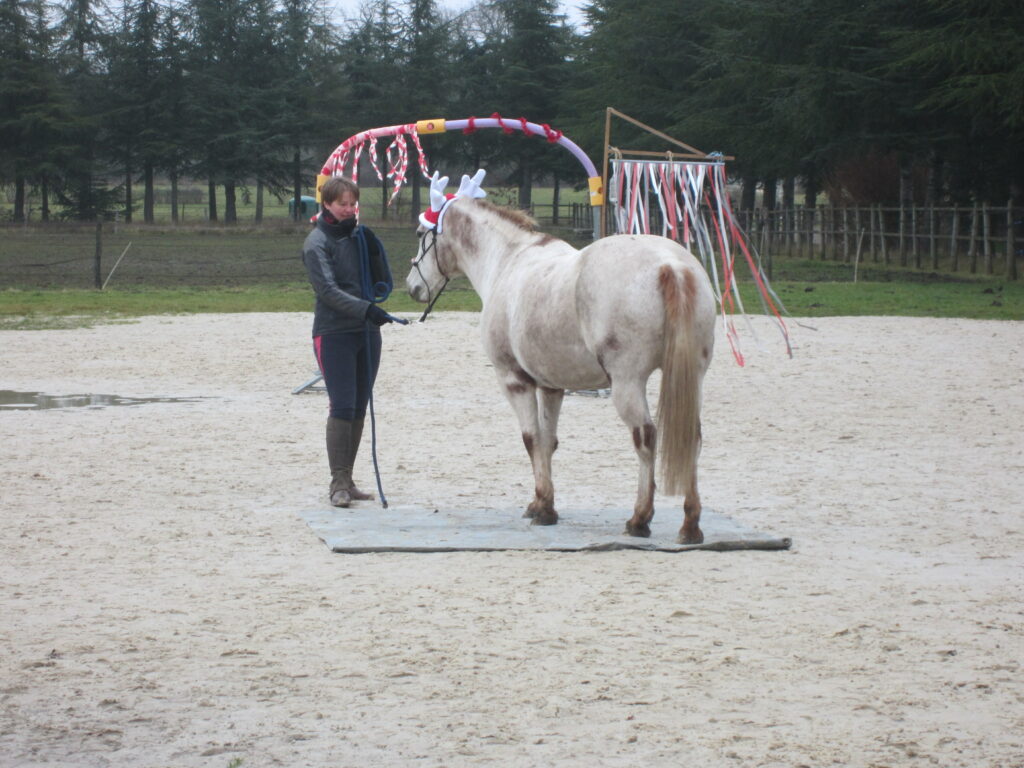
xmin=325 ymin=0 xmax=588 ymax=29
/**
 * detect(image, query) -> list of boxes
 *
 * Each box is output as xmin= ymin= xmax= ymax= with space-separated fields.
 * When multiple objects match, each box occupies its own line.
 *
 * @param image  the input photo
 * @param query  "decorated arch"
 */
xmin=317 ymin=109 xmax=791 ymax=363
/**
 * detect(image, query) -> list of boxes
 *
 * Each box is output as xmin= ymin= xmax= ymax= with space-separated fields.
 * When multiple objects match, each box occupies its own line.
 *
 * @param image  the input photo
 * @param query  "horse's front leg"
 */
xmin=525 ymin=386 xmax=564 ymax=525
xmin=498 ymin=368 xmax=561 ymax=525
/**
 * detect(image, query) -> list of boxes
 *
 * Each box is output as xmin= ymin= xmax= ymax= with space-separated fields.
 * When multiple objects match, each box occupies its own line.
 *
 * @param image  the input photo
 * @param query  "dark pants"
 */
xmin=313 ymin=330 xmax=382 ymax=421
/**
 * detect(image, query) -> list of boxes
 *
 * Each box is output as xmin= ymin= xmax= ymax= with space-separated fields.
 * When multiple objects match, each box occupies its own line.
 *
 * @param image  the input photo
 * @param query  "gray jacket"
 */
xmin=302 ymin=217 xmax=392 ymax=337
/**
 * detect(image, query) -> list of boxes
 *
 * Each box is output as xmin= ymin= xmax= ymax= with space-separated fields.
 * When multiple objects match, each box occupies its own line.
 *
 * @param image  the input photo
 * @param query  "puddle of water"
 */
xmin=0 ymin=390 xmax=207 ymax=411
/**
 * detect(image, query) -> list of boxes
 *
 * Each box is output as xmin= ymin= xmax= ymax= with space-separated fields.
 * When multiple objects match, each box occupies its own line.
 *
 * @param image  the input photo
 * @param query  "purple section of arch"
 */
xmin=445 ymin=118 xmax=598 ymax=178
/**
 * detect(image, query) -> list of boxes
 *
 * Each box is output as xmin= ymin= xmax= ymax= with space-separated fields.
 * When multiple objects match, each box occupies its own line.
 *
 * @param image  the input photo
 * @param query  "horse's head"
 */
xmin=406 ymin=170 xmax=486 ymax=305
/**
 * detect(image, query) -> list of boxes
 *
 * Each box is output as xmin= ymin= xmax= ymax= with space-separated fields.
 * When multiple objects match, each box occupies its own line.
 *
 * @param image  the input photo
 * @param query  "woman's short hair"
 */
xmin=320 ymin=176 xmax=360 ymax=204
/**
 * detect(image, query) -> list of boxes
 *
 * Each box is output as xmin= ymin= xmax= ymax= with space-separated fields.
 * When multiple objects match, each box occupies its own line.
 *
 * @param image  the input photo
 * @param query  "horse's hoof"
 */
xmin=522 ymin=508 xmax=537 ymax=519
xmin=678 ymin=528 xmax=704 ymax=545
xmin=530 ymin=510 xmax=559 ymax=526
xmin=624 ymin=521 xmax=651 ymax=538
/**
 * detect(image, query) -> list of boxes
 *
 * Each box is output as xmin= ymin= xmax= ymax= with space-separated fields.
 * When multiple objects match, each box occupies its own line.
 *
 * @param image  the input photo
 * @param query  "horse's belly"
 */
xmin=517 ymin=339 xmax=609 ymax=391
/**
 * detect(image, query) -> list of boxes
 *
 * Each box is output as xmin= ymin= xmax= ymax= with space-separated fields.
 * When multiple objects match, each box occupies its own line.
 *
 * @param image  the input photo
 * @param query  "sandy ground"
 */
xmin=1 ymin=311 xmax=1022 ymax=768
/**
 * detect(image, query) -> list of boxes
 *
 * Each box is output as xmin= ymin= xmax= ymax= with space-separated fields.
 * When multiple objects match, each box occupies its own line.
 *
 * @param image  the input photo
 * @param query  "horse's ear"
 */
xmin=457 ymin=169 xmax=487 ymax=199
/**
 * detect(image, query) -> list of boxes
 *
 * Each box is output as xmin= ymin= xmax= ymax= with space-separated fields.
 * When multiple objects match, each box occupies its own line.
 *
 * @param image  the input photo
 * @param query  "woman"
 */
xmin=301 ymin=176 xmax=394 ymax=507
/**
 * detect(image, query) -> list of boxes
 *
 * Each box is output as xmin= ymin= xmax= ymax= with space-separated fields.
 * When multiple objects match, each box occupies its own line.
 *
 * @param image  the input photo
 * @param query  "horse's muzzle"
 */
xmin=406 ymin=278 xmax=426 ymax=303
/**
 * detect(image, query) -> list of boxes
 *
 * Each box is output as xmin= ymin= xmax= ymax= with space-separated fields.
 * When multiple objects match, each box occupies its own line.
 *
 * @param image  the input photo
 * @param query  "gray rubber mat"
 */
xmin=299 ymin=505 xmax=791 ymax=553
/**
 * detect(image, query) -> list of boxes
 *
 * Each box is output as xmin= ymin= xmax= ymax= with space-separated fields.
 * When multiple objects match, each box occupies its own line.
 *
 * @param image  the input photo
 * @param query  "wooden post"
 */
xmin=171 ymin=170 xmax=179 ymax=225
xmin=1007 ymin=201 xmax=1018 ymax=281
xmin=93 ymin=219 xmax=102 ymax=289
xmin=600 ymin=109 xmax=612 ymax=238
xmin=830 ymin=205 xmax=837 ymax=260
xmin=950 ymin=205 xmax=959 ymax=271
xmin=854 ymin=207 xmax=862 ymax=266
xmin=783 ymin=205 xmax=790 ymax=256
xmin=804 ymin=207 xmax=814 ymax=259
xmin=880 ymin=206 xmax=889 ymax=265
xmin=898 ymin=204 xmax=907 ymax=266
xmin=749 ymin=209 xmax=758 ymax=255
xmin=854 ymin=227 xmax=866 ymax=283
xmin=929 ymin=205 xmax=937 ymax=269
xmin=759 ymin=209 xmax=768 ymax=263
xmin=869 ymin=205 xmax=877 ymax=262
xmin=552 ymin=177 xmax=560 ymax=226
xmin=818 ymin=206 xmax=826 ymax=260
xmin=982 ymin=202 xmax=992 ymax=274
xmin=968 ymin=204 xmax=979 ymax=274
xmin=912 ymin=204 xmax=920 ymax=268
xmin=842 ymin=208 xmax=850 ymax=263
xmin=802 ymin=205 xmax=811 ymax=260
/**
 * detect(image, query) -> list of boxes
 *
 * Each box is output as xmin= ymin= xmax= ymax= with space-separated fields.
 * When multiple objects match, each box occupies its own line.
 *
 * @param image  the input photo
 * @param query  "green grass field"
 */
xmin=0 ymin=209 xmax=1020 ymax=329
xmin=2 ymin=267 xmax=1019 ymax=331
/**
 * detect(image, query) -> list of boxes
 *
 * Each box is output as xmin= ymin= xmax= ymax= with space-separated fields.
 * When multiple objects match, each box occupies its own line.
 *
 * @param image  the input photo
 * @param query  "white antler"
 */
xmin=419 ymin=169 xmax=485 ymax=231
xmin=456 ymin=169 xmax=487 ymax=199
xmin=419 ymin=172 xmax=451 ymax=230
xmin=429 ymin=171 xmax=450 ymax=212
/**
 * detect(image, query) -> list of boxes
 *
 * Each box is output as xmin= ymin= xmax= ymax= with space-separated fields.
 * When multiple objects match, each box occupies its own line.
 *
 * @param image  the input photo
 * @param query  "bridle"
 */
xmin=411 ymin=225 xmax=450 ymax=323
xmin=412 ymin=168 xmax=486 ymax=322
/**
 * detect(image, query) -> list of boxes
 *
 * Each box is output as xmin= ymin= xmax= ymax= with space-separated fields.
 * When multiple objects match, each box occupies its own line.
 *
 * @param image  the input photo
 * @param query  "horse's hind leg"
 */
xmin=611 ymin=378 xmax=657 ymax=538
xmin=679 ymin=451 xmax=703 ymax=545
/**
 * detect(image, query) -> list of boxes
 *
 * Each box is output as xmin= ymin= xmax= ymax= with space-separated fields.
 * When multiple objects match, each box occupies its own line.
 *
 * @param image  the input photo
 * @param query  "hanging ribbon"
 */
xmin=608 ymin=156 xmax=792 ymax=364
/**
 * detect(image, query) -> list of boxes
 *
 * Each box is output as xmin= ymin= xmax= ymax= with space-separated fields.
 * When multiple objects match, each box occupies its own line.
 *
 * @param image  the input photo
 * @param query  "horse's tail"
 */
xmin=656 ymin=263 xmax=705 ymax=496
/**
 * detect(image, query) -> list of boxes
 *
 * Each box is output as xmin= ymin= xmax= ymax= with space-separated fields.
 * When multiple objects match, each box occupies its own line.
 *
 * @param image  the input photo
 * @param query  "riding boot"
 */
xmin=347 ymin=418 xmax=375 ymax=501
xmin=326 ymin=417 xmax=354 ymax=507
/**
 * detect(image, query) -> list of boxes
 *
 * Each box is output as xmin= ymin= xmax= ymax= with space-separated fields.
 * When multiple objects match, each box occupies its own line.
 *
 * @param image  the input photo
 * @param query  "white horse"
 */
xmin=406 ymin=171 xmax=716 ymax=543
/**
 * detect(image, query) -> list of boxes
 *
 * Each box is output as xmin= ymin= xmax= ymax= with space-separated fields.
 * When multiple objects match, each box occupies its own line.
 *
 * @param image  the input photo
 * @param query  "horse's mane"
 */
xmin=476 ymin=199 xmax=537 ymax=232
xmin=451 ymin=198 xmax=560 ymax=250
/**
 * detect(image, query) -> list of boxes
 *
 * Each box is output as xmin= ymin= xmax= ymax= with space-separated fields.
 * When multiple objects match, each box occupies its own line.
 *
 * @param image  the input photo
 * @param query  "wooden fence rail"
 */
xmin=532 ymin=201 xmax=1019 ymax=281
xmin=735 ymin=203 xmax=1019 ymax=280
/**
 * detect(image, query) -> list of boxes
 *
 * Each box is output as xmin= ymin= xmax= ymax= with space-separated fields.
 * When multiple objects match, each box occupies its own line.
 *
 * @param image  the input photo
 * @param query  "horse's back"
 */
xmin=575 ymin=235 xmax=715 ymax=372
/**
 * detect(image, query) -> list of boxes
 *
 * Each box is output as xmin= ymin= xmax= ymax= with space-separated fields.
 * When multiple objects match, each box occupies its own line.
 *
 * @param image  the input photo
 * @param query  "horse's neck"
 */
xmin=452 ymin=208 xmax=536 ymax=304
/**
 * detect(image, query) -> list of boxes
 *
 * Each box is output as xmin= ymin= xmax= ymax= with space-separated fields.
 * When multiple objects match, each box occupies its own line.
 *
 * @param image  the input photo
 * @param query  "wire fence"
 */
xmin=0 ymin=221 xmax=348 ymax=289
xmin=0 ymin=213 xmax=592 ymax=290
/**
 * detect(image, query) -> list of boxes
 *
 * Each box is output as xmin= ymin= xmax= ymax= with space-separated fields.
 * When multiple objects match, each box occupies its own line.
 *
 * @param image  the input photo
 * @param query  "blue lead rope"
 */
xmin=353 ymin=226 xmax=405 ymax=508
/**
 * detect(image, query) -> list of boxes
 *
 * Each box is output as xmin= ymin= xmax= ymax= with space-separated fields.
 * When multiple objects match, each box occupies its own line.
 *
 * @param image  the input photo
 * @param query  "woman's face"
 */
xmin=325 ymin=191 xmax=358 ymax=221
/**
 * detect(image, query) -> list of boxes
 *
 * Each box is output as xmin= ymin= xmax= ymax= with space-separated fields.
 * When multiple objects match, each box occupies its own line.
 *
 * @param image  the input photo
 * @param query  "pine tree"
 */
xmin=53 ymin=0 xmax=122 ymax=220
xmin=492 ymin=0 xmax=571 ymax=207
xmin=0 ymin=0 xmax=67 ymax=221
